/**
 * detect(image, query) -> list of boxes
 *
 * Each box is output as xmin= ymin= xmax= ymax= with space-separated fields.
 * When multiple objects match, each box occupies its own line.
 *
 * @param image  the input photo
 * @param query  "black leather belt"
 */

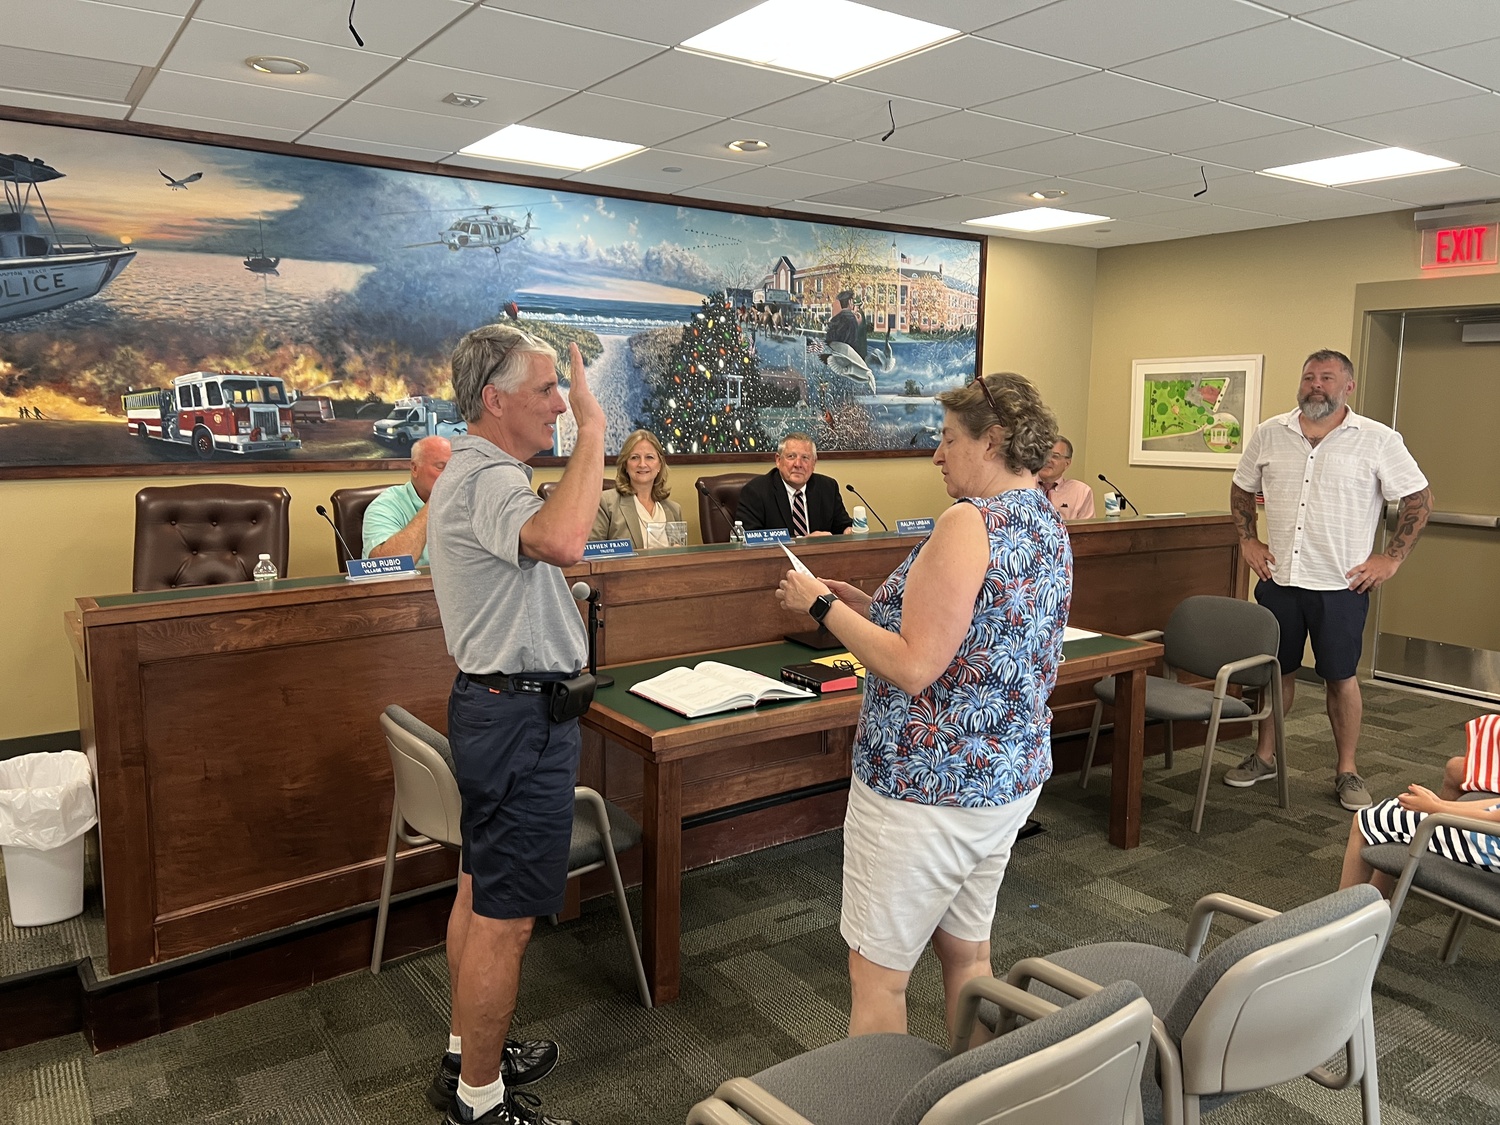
xmin=467 ymin=671 xmax=571 ymax=694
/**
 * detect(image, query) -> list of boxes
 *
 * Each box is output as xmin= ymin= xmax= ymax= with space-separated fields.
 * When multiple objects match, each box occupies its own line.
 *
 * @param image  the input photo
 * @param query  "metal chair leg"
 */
xmin=1163 ymin=719 xmax=1174 ymax=770
xmin=1190 ymin=700 xmax=1225 ymax=834
xmin=1270 ymin=677 xmax=1290 ymax=811
xmin=1440 ymin=912 xmax=1472 ymax=964
xmin=578 ymin=787 xmax=652 ymax=1007
xmin=1359 ymin=1007 xmax=1382 ymax=1125
xmin=370 ymin=801 xmax=401 ymax=974
xmin=1080 ymin=700 xmax=1104 ymax=790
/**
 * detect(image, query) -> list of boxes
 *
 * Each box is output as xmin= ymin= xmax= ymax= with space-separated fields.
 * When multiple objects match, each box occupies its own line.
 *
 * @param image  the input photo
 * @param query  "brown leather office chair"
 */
xmin=696 ymin=472 xmax=756 ymax=543
xmin=132 ymin=484 xmax=290 ymax=591
xmin=536 ymin=478 xmax=613 ymax=501
xmin=330 ymin=484 xmax=392 ymax=572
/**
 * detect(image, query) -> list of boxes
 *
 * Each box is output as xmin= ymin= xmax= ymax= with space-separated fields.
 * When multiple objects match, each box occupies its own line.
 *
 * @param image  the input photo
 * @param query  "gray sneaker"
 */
xmin=1224 ymin=753 xmax=1279 ymax=788
xmin=1336 ymin=772 xmax=1372 ymax=811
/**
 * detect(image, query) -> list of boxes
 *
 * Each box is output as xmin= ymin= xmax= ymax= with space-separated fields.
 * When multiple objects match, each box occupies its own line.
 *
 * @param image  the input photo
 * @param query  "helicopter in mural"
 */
xmin=405 ymin=205 xmax=535 ymax=254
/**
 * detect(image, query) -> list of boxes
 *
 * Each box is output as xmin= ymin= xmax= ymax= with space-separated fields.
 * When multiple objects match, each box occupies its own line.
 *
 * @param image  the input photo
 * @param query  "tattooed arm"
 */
xmin=1230 ymin=483 xmax=1274 ymax=581
xmin=1347 ymin=486 xmax=1433 ymax=593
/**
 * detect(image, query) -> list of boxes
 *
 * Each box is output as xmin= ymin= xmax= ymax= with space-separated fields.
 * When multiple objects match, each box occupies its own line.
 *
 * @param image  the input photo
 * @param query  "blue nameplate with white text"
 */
xmin=897 ymin=518 xmax=936 ymax=536
xmin=346 ymin=555 xmax=418 ymax=581
xmin=744 ymin=528 xmax=790 ymax=545
xmin=583 ymin=538 xmax=635 ymax=559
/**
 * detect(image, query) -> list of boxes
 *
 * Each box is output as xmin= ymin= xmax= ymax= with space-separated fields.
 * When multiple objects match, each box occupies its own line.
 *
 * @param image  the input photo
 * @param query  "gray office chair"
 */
xmin=1079 ymin=596 xmax=1287 ymax=833
xmin=1361 ymin=789 xmax=1500 ymax=964
xmin=372 ymin=706 xmax=652 ymax=1008
xmin=1001 ymin=885 xmax=1389 ymax=1125
xmin=686 ymin=979 xmax=1153 ymax=1125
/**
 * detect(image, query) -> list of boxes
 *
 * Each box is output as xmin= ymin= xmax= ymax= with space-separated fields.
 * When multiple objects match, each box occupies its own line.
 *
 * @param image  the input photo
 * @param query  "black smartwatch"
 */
xmin=809 ymin=593 xmax=836 ymax=623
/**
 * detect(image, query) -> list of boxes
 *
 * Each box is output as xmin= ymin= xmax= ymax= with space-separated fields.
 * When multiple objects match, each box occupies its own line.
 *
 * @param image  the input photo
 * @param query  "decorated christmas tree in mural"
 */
xmin=640 ymin=291 xmax=769 ymax=456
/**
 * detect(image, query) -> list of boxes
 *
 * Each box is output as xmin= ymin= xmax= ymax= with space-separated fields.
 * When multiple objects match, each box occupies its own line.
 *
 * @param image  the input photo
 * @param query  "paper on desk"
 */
xmin=1064 ymin=627 xmax=1100 ymax=642
xmin=780 ymin=542 xmax=814 ymax=576
xmin=812 ymin=651 xmax=865 ymax=677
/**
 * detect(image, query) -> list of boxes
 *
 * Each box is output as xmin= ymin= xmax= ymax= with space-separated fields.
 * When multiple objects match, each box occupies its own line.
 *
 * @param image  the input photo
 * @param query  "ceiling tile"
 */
xmin=0 ymin=86 xmax=132 ymax=118
xmin=974 ymin=72 xmax=1208 ymax=134
xmin=299 ymin=132 xmax=453 ymax=163
xmin=559 ymin=170 xmax=678 ymax=197
xmin=192 ymin=0 xmax=465 ymax=53
xmin=860 ymin=0 xmax=1057 ymax=34
xmin=136 ymin=70 xmax=342 ymax=130
xmin=1181 ymin=127 xmax=1379 ymax=170
xmin=593 ymin=49 xmax=820 ymax=119
xmin=881 ymin=196 xmax=1015 ymax=224
xmin=656 ymin=119 xmax=842 ymax=163
xmin=879 ymin=111 xmax=1063 ymax=161
xmin=1427 ymin=130 xmax=1500 ymax=173
xmin=786 ymin=201 xmax=881 ymax=221
xmin=1303 ymin=0 xmax=1500 ymax=57
xmin=879 ymin=161 xmax=1038 ymax=197
xmin=1073 ymin=154 xmax=1231 ymax=192
xmin=566 ymin=149 xmax=745 ymax=189
xmin=803 ymin=183 xmax=943 ymax=211
xmin=976 ymin=0 xmax=1281 ymax=69
xmin=0 ymin=43 xmax=142 ymax=102
xmin=1120 ymin=20 xmax=1392 ymax=100
xmin=159 ymin=20 xmax=398 ymax=100
xmin=739 ymin=84 xmax=954 ymax=141
xmin=314 ymin=102 xmax=505 ymax=152
xmin=1145 ymin=204 xmax=1288 ymax=232
xmin=1043 ymin=219 xmax=1196 ymax=247
xmin=484 ymin=0 xmax=762 ymax=43
xmin=1092 ymin=102 xmax=1302 ymax=152
xmin=108 ymin=1 xmax=198 ymax=12
xmin=1250 ymin=1 xmax=1348 ymax=12
xmin=438 ymin=151 xmax=613 ymax=178
xmin=681 ymin=184 xmax=790 ymax=209
xmin=972 ymin=177 xmax=1135 ymax=208
xmin=977 ymin=135 xmax=1162 ymax=177
xmin=1415 ymin=36 xmax=1500 ymax=90
xmin=133 ymin=107 xmax=300 ymax=137
xmin=701 ymin=164 xmax=859 ymax=201
xmin=521 ymin=93 xmax=719 ymax=147
xmin=415 ymin=8 xmax=660 ymax=89
xmin=1329 ymin=94 xmax=1500 ymax=148
xmin=1237 ymin=60 xmax=1481 ymax=125
xmin=844 ymin=38 xmax=1094 ymax=109
xmin=357 ymin=60 xmax=569 ymax=124
xmin=1079 ymin=191 xmax=1190 ymax=219
xmin=776 ymin=141 xmax=948 ymax=181
xmin=1247 ymin=188 xmax=1403 ymax=220
xmin=6 ymin=0 xmax=183 ymax=66
xmin=1375 ymin=166 xmax=1500 ymax=206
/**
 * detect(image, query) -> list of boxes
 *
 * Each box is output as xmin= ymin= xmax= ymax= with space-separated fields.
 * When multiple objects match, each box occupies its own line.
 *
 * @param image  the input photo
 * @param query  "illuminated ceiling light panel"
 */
xmin=1260 ymin=147 xmax=1459 ymax=186
xmin=681 ymin=0 xmax=958 ymax=80
xmin=964 ymin=207 xmax=1112 ymax=232
xmin=460 ymin=124 xmax=644 ymax=171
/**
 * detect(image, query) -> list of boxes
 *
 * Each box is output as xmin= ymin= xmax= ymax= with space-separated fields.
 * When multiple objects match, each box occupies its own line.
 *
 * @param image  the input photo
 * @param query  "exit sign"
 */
xmin=1420 ymin=223 xmax=1500 ymax=270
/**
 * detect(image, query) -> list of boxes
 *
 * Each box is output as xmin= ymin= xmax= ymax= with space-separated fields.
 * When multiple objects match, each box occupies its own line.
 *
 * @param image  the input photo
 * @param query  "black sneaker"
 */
xmin=445 ymin=1088 xmax=580 ymax=1125
xmin=426 ymin=1040 xmax=560 ymax=1111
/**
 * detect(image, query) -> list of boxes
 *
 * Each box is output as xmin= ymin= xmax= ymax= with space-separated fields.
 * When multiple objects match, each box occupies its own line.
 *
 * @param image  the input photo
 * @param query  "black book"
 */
xmin=780 ymin=661 xmax=860 ymax=693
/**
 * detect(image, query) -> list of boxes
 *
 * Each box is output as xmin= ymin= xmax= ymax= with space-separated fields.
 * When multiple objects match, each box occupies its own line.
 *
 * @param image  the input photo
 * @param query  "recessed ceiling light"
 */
xmin=1029 ymin=189 xmax=1066 ymax=200
xmin=964 ymin=207 xmax=1112 ymax=232
xmin=682 ymin=0 xmax=958 ymax=80
xmin=726 ymin=139 xmax=769 ymax=153
xmin=460 ymin=124 xmax=644 ymax=171
xmin=245 ymin=56 xmax=308 ymax=76
xmin=1260 ymin=147 xmax=1459 ymax=187
xmin=442 ymin=92 xmax=487 ymax=109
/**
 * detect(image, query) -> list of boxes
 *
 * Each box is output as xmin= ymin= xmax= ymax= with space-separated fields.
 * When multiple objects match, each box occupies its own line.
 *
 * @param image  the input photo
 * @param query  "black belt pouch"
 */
xmin=547 ymin=673 xmax=597 ymax=723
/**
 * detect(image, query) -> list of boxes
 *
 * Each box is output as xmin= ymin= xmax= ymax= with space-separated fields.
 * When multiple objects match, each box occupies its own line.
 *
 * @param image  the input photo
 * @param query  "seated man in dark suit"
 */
xmin=734 ymin=431 xmax=853 ymax=536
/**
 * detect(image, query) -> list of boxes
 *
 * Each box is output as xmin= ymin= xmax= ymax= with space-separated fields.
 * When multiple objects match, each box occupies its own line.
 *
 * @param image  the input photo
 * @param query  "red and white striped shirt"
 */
xmin=1463 ymin=714 xmax=1500 ymax=794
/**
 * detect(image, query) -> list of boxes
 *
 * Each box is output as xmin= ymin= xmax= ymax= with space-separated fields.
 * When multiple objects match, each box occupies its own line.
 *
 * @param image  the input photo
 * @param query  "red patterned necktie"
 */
xmin=792 ymin=489 xmax=808 ymax=537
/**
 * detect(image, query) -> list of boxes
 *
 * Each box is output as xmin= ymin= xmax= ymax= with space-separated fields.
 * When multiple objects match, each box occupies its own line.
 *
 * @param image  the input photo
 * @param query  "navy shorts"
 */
xmin=1253 ymin=580 xmax=1369 ymax=682
xmin=447 ymin=673 xmax=580 ymax=920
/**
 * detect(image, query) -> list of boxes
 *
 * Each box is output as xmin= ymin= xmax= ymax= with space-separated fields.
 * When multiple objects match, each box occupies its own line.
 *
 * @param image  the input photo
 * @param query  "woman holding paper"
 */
xmin=777 ymin=372 xmax=1072 ymax=1041
xmin=590 ymin=429 xmax=683 ymax=549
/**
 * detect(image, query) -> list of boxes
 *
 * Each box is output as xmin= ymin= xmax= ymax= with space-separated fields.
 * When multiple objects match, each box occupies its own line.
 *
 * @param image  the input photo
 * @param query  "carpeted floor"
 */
xmin=0 ymin=683 xmax=1496 ymax=1124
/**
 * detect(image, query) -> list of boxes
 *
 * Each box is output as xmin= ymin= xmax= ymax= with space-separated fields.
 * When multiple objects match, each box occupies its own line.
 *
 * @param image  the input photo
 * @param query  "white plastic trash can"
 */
xmin=0 ymin=751 xmax=97 ymax=927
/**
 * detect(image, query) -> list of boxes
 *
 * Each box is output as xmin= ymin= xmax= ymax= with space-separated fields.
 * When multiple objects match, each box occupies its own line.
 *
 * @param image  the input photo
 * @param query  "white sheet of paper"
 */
xmin=1063 ymin=627 xmax=1100 ymax=642
xmin=780 ymin=543 xmax=814 ymax=576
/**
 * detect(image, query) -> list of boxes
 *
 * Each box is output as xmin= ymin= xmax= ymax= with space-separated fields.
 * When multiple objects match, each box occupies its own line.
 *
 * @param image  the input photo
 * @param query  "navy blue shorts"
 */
xmin=1253 ymin=580 xmax=1369 ymax=682
xmin=447 ymin=673 xmax=580 ymax=920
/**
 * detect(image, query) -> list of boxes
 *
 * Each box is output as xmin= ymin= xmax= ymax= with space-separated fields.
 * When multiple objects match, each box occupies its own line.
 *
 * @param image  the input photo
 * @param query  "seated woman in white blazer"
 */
xmin=590 ymin=428 xmax=684 ymax=549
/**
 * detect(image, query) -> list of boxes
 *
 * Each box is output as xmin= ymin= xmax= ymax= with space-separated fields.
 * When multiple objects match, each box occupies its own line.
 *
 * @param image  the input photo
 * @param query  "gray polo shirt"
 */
xmin=428 ymin=434 xmax=586 ymax=675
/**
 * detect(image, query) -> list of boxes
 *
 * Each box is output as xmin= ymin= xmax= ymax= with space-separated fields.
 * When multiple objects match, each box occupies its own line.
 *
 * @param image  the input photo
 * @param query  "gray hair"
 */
xmin=778 ymin=431 xmax=817 ymax=456
xmin=450 ymin=324 xmax=557 ymax=423
xmin=1056 ymin=435 xmax=1074 ymax=458
xmin=1304 ymin=349 xmax=1353 ymax=379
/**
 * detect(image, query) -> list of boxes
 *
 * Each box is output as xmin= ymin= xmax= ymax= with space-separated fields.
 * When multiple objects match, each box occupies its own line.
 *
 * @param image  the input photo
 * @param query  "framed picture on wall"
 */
xmin=1128 ymin=355 xmax=1263 ymax=469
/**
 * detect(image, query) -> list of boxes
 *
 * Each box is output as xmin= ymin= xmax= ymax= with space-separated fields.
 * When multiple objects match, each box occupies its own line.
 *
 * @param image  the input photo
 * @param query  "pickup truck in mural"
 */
xmin=371 ymin=395 xmax=466 ymax=450
xmin=122 ymin=371 xmax=302 ymax=459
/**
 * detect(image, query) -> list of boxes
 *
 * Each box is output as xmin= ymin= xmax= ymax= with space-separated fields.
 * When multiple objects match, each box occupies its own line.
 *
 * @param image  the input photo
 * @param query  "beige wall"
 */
xmin=4 ymin=232 xmax=1099 ymax=741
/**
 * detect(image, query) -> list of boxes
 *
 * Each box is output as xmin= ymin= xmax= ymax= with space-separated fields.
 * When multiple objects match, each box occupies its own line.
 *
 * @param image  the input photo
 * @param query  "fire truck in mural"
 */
xmin=121 ymin=371 xmax=302 ymax=459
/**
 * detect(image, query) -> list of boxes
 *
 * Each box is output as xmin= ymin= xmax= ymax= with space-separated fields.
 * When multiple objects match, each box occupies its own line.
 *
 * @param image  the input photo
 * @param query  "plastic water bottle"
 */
xmin=1104 ymin=492 xmax=1122 ymax=518
xmin=730 ymin=521 xmax=747 ymax=545
xmin=252 ymin=553 xmax=278 ymax=582
xmin=852 ymin=505 xmax=869 ymax=534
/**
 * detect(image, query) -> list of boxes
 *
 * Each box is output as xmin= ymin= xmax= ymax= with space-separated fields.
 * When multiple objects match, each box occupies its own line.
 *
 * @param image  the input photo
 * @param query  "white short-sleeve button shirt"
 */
xmin=1233 ymin=408 xmax=1427 ymax=591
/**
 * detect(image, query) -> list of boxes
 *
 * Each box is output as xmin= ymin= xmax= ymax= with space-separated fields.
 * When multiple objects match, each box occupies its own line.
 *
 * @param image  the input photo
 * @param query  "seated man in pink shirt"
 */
xmin=1038 ymin=436 xmax=1094 ymax=519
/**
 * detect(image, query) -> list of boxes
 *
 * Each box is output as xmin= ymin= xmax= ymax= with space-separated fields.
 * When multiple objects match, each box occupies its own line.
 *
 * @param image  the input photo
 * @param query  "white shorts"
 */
xmin=840 ymin=776 xmax=1040 ymax=972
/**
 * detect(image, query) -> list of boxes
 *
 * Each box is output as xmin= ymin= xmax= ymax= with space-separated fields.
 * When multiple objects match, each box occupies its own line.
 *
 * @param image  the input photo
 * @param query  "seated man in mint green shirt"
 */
xmin=362 ymin=436 xmax=451 ymax=565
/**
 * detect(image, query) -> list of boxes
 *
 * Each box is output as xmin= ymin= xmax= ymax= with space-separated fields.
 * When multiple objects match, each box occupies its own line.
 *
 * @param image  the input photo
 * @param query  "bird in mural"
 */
xmin=159 ymin=169 xmax=203 ymax=190
xmin=503 ymin=301 xmax=520 ymax=321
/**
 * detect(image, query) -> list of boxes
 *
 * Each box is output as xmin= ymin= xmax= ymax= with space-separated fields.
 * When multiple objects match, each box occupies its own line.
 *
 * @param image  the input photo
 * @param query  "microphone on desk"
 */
xmin=1096 ymin=474 xmax=1140 ymax=516
xmin=315 ymin=504 xmax=360 ymax=570
xmin=570 ymin=581 xmax=614 ymax=688
xmin=695 ymin=478 xmax=740 ymax=541
xmin=844 ymin=483 xmax=889 ymax=531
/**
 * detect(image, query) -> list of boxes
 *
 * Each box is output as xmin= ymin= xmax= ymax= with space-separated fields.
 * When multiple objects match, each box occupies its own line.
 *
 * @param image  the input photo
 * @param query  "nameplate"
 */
xmin=346 ymin=555 xmax=418 ymax=581
xmin=583 ymin=539 xmax=635 ymax=559
xmin=897 ymin=518 xmax=935 ymax=536
xmin=744 ymin=528 xmax=790 ymax=545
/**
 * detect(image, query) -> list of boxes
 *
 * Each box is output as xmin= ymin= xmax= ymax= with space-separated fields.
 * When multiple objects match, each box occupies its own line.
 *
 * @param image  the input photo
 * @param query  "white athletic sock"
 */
xmin=457 ymin=1075 xmax=505 ymax=1119
xmin=448 ymin=1034 xmax=463 ymax=1056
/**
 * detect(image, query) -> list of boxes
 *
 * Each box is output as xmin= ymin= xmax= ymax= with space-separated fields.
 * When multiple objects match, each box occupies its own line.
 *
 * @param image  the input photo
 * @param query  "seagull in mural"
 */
xmin=159 ymin=169 xmax=203 ymax=190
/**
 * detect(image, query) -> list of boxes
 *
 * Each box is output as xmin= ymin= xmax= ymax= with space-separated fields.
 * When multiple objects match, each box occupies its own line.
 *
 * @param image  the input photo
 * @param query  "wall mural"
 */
xmin=0 ymin=117 xmax=983 ymax=477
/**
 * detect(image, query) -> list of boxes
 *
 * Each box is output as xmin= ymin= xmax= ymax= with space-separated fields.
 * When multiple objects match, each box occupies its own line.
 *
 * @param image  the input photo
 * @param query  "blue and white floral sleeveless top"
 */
xmin=852 ymin=488 xmax=1072 ymax=808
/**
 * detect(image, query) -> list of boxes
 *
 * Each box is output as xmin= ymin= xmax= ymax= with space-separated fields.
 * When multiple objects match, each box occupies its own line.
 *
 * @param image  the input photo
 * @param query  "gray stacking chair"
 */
xmin=1079 ymin=595 xmax=1287 ymax=833
xmin=685 ymin=978 xmax=1154 ymax=1125
xmin=372 ymin=706 xmax=652 ymax=1008
xmin=1001 ymin=885 xmax=1389 ymax=1125
xmin=1361 ymin=789 xmax=1500 ymax=964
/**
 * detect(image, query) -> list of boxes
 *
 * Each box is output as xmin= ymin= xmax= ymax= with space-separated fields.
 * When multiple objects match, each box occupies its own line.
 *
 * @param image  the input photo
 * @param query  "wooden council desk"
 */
xmin=68 ymin=515 xmax=1237 ymax=975
xmin=584 ymin=634 xmax=1162 ymax=1006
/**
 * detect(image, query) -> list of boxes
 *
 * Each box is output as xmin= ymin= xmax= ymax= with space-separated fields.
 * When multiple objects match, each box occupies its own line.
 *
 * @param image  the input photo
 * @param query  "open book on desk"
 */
xmin=630 ymin=661 xmax=815 ymax=719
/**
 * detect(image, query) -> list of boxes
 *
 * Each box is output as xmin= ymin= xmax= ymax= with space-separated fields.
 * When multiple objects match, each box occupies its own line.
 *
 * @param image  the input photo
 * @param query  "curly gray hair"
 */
xmin=935 ymin=372 xmax=1058 ymax=474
